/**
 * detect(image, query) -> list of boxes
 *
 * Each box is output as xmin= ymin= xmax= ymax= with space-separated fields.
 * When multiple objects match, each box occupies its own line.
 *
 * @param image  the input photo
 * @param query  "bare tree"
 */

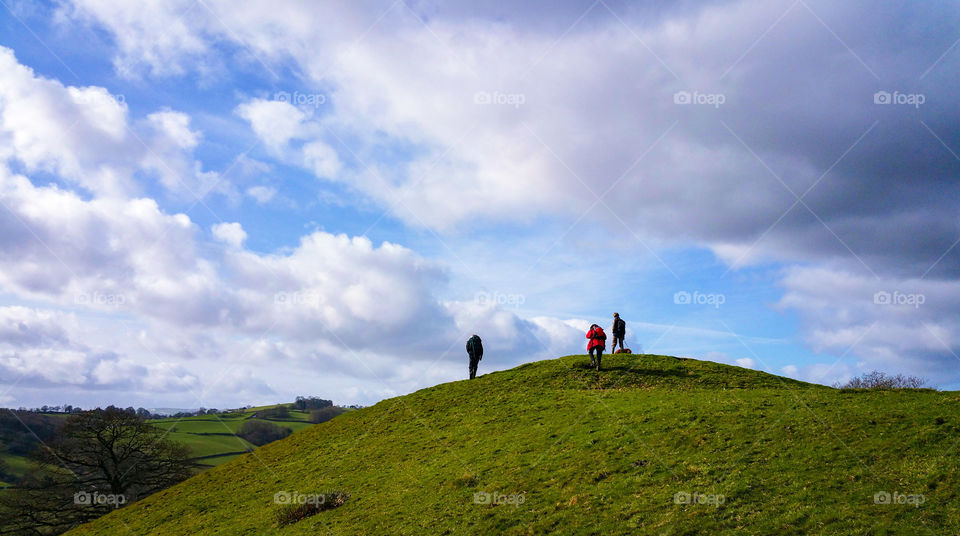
xmin=835 ymin=370 xmax=929 ymax=389
xmin=0 ymin=408 xmax=194 ymax=535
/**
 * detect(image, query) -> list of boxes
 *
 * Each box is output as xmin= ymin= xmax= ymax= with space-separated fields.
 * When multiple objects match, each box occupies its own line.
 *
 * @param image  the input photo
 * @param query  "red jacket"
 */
xmin=586 ymin=326 xmax=606 ymax=351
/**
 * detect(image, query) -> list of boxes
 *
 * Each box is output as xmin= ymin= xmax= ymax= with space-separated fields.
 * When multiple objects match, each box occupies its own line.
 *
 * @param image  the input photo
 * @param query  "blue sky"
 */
xmin=0 ymin=0 xmax=958 ymax=410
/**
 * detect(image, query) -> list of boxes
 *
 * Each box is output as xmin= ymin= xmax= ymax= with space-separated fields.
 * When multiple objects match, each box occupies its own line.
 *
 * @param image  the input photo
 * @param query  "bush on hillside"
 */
xmin=259 ymin=406 xmax=291 ymax=419
xmin=237 ymin=420 xmax=292 ymax=446
xmin=293 ymin=396 xmax=333 ymax=411
xmin=309 ymin=406 xmax=346 ymax=424
xmin=274 ymin=491 xmax=348 ymax=527
xmin=836 ymin=370 xmax=928 ymax=389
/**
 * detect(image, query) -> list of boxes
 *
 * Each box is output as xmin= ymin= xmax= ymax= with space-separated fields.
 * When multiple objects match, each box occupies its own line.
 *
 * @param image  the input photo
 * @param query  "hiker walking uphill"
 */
xmin=466 ymin=334 xmax=483 ymax=379
xmin=586 ymin=324 xmax=606 ymax=371
xmin=611 ymin=312 xmax=626 ymax=353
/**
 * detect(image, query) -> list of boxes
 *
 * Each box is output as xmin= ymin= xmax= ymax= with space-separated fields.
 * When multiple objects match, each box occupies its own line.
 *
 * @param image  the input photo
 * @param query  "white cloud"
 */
xmin=0 ymin=46 xmax=222 ymax=199
xmin=63 ymin=0 xmax=210 ymax=78
xmin=235 ymin=99 xmax=306 ymax=155
xmin=147 ymin=109 xmax=200 ymax=150
xmin=211 ymin=222 xmax=247 ymax=248
xmin=302 ymin=140 xmax=341 ymax=179
xmin=246 ymin=185 xmax=276 ymax=203
xmin=775 ymin=265 xmax=960 ymax=382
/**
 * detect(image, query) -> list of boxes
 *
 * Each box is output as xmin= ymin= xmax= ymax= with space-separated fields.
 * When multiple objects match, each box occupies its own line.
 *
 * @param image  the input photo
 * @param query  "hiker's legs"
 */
xmin=469 ymin=357 xmax=479 ymax=379
xmin=596 ymin=348 xmax=602 ymax=370
xmin=589 ymin=347 xmax=597 ymax=367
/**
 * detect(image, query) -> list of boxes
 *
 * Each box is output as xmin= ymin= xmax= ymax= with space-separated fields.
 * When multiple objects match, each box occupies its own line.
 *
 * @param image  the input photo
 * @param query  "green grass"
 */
xmin=67 ymin=354 xmax=960 ymax=535
xmin=0 ymin=454 xmax=33 ymax=487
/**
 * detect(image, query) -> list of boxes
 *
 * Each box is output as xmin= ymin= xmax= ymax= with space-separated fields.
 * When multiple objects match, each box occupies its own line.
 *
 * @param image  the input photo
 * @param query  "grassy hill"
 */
xmin=68 ymin=354 xmax=960 ymax=535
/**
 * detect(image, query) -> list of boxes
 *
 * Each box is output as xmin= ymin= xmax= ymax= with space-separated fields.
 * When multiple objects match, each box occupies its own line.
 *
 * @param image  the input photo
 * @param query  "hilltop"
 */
xmin=69 ymin=354 xmax=960 ymax=535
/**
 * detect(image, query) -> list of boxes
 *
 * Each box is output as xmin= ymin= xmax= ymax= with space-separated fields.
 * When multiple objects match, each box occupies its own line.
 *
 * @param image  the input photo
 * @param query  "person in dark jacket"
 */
xmin=466 ymin=334 xmax=483 ymax=379
xmin=586 ymin=324 xmax=606 ymax=371
xmin=611 ymin=312 xmax=626 ymax=353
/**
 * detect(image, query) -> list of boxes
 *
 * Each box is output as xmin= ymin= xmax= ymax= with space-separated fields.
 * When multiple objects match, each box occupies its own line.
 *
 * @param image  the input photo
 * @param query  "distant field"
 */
xmin=151 ymin=406 xmax=321 ymax=466
xmin=1 ymin=404 xmax=339 ymax=481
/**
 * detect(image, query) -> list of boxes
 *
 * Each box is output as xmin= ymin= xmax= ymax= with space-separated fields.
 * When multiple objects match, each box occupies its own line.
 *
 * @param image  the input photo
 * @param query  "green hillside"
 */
xmin=68 ymin=354 xmax=960 ymax=535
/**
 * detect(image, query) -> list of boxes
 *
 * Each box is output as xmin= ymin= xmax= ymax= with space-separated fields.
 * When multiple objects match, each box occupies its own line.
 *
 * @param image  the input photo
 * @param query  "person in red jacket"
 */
xmin=586 ymin=324 xmax=607 ymax=371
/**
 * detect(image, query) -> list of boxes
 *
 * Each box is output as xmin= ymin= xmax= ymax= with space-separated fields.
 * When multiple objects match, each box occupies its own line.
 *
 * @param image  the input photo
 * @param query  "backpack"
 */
xmin=467 ymin=335 xmax=483 ymax=358
xmin=594 ymin=327 xmax=606 ymax=340
xmin=614 ymin=318 xmax=625 ymax=334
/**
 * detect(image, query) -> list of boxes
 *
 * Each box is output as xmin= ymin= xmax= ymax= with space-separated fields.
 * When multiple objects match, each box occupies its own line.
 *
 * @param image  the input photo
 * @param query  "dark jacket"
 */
xmin=466 ymin=335 xmax=483 ymax=360
xmin=612 ymin=317 xmax=626 ymax=337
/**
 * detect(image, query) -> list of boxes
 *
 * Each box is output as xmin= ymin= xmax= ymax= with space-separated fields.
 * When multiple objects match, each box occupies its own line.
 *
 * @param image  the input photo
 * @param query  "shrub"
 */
xmin=293 ymin=396 xmax=333 ymax=411
xmin=259 ymin=406 xmax=291 ymax=419
xmin=836 ymin=370 xmax=928 ymax=389
xmin=274 ymin=491 xmax=348 ymax=527
xmin=309 ymin=406 xmax=346 ymax=424
xmin=237 ymin=421 xmax=292 ymax=446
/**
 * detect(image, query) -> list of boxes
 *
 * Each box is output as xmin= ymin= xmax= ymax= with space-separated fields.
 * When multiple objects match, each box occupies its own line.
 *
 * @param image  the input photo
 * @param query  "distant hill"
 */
xmin=68 ymin=354 xmax=960 ymax=535
xmin=148 ymin=404 xmax=320 ymax=468
xmin=0 ymin=403 xmax=347 ymax=486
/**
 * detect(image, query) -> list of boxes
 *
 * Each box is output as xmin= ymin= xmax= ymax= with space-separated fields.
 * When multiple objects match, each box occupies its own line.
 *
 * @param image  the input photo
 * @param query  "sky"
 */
xmin=0 ymin=0 xmax=958 ymax=410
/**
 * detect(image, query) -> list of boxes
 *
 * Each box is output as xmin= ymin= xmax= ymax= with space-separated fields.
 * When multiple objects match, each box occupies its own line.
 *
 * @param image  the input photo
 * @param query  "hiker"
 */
xmin=466 ymin=334 xmax=483 ymax=379
xmin=611 ymin=312 xmax=626 ymax=353
xmin=586 ymin=324 xmax=606 ymax=371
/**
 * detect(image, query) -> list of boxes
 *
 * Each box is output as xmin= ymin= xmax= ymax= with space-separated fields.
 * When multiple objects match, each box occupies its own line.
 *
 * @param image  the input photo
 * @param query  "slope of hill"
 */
xmin=68 ymin=354 xmax=960 ymax=535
